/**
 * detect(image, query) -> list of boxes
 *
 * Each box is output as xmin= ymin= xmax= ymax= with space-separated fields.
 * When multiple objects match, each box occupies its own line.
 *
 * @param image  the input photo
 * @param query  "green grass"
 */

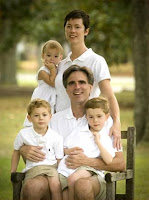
xmin=0 ymin=94 xmax=149 ymax=200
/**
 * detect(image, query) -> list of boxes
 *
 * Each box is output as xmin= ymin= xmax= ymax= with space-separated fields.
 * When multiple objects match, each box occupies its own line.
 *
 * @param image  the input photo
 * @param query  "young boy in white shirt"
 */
xmin=11 ymin=99 xmax=64 ymax=200
xmin=58 ymin=96 xmax=116 ymax=200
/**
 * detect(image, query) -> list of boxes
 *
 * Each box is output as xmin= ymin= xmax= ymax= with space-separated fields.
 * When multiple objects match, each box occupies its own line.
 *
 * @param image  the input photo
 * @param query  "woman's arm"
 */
xmin=99 ymin=79 xmax=121 ymax=150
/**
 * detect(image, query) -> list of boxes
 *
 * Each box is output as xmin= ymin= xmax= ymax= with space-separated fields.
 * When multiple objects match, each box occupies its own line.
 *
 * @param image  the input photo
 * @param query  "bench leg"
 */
xmin=106 ymin=181 xmax=115 ymax=200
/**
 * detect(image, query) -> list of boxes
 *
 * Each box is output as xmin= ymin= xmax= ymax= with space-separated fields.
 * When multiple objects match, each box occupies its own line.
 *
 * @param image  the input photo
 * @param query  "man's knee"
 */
xmin=21 ymin=176 xmax=50 ymax=200
xmin=74 ymin=178 xmax=94 ymax=200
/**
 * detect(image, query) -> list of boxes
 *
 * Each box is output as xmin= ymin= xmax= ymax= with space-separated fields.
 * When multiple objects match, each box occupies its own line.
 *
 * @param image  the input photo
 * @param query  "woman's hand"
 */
xmin=20 ymin=145 xmax=46 ymax=162
xmin=109 ymin=122 xmax=121 ymax=150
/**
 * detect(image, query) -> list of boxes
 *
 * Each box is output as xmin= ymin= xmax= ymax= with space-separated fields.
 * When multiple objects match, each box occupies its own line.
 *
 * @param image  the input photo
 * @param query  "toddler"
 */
xmin=23 ymin=40 xmax=63 ymax=127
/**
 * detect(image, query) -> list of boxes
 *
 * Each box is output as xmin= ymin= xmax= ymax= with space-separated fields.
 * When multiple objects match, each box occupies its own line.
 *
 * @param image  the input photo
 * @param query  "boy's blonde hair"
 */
xmin=42 ymin=40 xmax=63 ymax=55
xmin=27 ymin=99 xmax=51 ymax=116
xmin=85 ymin=96 xmax=109 ymax=114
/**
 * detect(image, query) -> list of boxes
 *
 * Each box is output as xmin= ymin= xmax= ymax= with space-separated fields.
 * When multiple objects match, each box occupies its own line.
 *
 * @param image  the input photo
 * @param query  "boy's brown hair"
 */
xmin=27 ymin=99 xmax=51 ymax=115
xmin=84 ymin=96 xmax=109 ymax=114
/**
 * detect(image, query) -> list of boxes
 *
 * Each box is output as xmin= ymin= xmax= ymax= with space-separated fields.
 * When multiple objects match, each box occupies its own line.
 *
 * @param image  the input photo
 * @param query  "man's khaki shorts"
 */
xmin=59 ymin=166 xmax=106 ymax=200
xmin=24 ymin=164 xmax=58 ymax=182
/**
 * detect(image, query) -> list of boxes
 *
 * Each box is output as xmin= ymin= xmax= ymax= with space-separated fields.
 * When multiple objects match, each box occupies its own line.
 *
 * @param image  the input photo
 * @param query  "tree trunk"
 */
xmin=132 ymin=0 xmax=149 ymax=143
xmin=0 ymin=45 xmax=17 ymax=85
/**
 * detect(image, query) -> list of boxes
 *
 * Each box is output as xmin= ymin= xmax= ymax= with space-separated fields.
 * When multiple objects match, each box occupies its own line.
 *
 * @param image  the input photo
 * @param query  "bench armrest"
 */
xmin=105 ymin=169 xmax=133 ymax=182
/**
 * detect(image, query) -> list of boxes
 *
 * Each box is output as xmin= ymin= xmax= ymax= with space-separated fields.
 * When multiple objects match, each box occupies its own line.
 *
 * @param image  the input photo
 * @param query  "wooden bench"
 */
xmin=105 ymin=126 xmax=136 ymax=200
xmin=11 ymin=126 xmax=136 ymax=200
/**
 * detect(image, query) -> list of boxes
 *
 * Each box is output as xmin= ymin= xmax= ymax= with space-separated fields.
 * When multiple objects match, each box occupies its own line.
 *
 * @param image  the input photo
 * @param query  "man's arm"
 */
xmin=19 ymin=145 xmax=45 ymax=162
xmin=99 ymin=79 xmax=121 ymax=150
xmin=66 ymin=151 xmax=125 ymax=172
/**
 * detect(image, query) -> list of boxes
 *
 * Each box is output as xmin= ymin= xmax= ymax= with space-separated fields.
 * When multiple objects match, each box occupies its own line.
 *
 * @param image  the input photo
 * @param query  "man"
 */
xmin=20 ymin=65 xmax=125 ymax=200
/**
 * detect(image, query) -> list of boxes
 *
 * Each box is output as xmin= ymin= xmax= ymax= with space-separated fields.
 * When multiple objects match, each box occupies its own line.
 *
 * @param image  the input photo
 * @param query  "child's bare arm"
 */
xmin=94 ymin=133 xmax=113 ymax=164
xmin=11 ymin=150 xmax=20 ymax=173
xmin=38 ymin=62 xmax=57 ymax=87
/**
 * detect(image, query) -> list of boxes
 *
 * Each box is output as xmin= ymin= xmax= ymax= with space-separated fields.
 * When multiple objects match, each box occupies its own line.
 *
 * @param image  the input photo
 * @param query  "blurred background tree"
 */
xmin=132 ymin=0 xmax=149 ymax=143
xmin=0 ymin=0 xmax=131 ymax=84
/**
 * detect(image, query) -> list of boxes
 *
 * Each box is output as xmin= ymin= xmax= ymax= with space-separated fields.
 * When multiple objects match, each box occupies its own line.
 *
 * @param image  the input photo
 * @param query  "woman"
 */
xmin=55 ymin=10 xmax=121 ymax=149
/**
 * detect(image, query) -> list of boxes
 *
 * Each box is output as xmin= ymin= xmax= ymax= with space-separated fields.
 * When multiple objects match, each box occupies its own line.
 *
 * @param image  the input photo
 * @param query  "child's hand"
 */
xmin=44 ymin=60 xmax=56 ymax=70
xmin=92 ymin=131 xmax=101 ymax=143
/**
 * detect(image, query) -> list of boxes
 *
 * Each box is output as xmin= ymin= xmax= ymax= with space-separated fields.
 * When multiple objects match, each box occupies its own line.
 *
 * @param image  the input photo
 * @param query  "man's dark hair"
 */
xmin=63 ymin=65 xmax=94 ymax=88
xmin=64 ymin=10 xmax=90 ymax=30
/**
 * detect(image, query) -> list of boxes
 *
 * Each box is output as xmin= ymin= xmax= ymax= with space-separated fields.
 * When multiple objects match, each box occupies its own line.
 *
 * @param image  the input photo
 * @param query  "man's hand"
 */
xmin=65 ymin=147 xmax=83 ymax=155
xmin=109 ymin=121 xmax=121 ymax=150
xmin=65 ymin=152 xmax=87 ymax=169
xmin=20 ymin=145 xmax=45 ymax=162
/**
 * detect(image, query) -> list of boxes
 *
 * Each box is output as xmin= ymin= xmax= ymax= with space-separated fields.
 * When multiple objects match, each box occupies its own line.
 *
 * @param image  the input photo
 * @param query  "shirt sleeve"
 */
xmin=92 ymin=56 xmax=111 ymax=83
xmin=13 ymin=131 xmax=24 ymax=150
xmin=53 ymin=134 xmax=64 ymax=159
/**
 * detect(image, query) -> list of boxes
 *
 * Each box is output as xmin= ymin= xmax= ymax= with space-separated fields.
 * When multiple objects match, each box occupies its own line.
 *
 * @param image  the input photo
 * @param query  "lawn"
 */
xmin=0 ymin=93 xmax=149 ymax=200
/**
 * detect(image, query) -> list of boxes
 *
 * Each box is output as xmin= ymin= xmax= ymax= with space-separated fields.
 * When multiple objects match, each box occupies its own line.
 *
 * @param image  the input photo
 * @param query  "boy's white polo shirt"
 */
xmin=58 ymin=119 xmax=116 ymax=178
xmin=14 ymin=126 xmax=64 ymax=172
xmin=55 ymin=48 xmax=111 ymax=112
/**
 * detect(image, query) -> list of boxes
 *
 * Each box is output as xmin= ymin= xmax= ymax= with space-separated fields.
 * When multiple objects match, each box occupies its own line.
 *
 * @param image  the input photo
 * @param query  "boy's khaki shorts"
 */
xmin=24 ymin=164 xmax=58 ymax=182
xmin=59 ymin=166 xmax=106 ymax=200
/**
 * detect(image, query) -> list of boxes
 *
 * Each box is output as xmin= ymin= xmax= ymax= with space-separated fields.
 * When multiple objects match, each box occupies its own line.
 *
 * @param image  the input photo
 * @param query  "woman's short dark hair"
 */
xmin=64 ymin=10 xmax=90 ymax=30
xmin=63 ymin=65 xmax=94 ymax=88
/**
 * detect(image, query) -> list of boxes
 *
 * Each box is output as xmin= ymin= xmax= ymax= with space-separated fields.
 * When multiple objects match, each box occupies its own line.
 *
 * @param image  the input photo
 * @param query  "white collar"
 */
xmin=64 ymin=48 xmax=92 ymax=64
xmin=66 ymin=107 xmax=86 ymax=121
xmin=31 ymin=126 xmax=49 ymax=139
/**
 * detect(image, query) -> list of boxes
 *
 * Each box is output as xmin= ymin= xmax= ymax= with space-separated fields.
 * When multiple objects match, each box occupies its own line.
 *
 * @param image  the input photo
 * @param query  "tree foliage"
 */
xmin=0 ymin=0 xmax=131 ymax=84
xmin=0 ymin=0 xmax=132 ymax=60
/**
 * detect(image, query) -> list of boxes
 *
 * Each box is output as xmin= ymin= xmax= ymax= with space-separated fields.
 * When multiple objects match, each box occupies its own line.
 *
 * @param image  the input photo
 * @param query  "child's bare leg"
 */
xmin=68 ymin=169 xmax=92 ymax=200
xmin=48 ymin=176 xmax=62 ymax=200
xmin=62 ymin=188 xmax=69 ymax=200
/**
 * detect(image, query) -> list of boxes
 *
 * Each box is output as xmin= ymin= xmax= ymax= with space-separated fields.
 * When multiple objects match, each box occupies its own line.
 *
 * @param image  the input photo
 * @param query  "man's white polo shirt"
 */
xmin=50 ymin=107 xmax=87 ymax=141
xmin=50 ymin=108 xmax=113 ymax=142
